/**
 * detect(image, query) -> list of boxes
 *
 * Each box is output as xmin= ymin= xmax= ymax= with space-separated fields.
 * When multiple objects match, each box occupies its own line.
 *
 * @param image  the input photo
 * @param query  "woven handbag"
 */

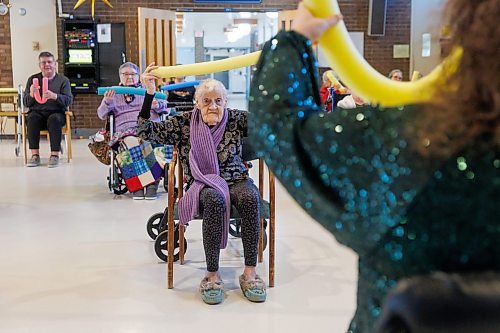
xmin=88 ymin=132 xmax=111 ymax=165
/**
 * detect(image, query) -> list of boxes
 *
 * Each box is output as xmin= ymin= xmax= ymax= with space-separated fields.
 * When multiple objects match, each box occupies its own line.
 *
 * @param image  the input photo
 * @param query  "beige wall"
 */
xmin=10 ymin=0 xmax=58 ymax=88
xmin=410 ymin=0 xmax=446 ymax=76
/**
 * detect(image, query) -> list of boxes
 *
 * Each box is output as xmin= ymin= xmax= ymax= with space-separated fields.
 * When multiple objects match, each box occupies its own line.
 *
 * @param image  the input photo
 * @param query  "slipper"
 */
xmin=239 ymin=274 xmax=267 ymax=303
xmin=199 ymin=277 xmax=225 ymax=305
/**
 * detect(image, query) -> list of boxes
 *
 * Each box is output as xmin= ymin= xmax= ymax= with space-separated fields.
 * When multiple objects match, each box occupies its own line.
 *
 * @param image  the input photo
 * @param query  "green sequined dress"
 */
xmin=248 ymin=31 xmax=500 ymax=332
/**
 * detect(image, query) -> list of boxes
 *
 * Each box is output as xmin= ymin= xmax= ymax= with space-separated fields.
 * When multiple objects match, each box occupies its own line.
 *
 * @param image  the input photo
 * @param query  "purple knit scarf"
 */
xmin=178 ymin=107 xmax=231 ymax=249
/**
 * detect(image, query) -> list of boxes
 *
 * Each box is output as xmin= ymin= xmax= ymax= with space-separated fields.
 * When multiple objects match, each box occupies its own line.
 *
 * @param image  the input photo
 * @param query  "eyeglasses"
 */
xmin=201 ymin=97 xmax=224 ymax=106
xmin=120 ymin=72 xmax=139 ymax=77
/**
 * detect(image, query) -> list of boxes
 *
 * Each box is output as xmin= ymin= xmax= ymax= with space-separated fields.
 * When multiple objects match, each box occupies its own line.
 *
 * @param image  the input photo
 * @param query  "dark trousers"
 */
xmin=27 ymin=111 xmax=66 ymax=152
xmin=200 ymin=179 xmax=261 ymax=272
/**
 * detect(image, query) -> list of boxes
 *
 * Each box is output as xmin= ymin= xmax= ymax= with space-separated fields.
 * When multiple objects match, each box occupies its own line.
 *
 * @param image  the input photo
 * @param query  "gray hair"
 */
xmin=388 ymin=69 xmax=403 ymax=79
xmin=38 ymin=51 xmax=55 ymax=60
xmin=194 ymin=78 xmax=227 ymax=101
xmin=322 ymin=69 xmax=339 ymax=83
xmin=118 ymin=62 xmax=139 ymax=75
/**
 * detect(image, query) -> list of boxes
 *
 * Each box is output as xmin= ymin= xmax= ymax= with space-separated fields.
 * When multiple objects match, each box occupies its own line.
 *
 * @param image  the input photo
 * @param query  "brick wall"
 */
xmin=2 ymin=0 xmax=411 ymax=130
xmin=342 ymin=0 xmax=411 ymax=79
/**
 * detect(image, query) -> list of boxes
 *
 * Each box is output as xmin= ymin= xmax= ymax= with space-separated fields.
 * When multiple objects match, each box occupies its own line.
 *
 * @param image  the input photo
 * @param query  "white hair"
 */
xmin=118 ymin=62 xmax=139 ymax=75
xmin=195 ymin=78 xmax=227 ymax=101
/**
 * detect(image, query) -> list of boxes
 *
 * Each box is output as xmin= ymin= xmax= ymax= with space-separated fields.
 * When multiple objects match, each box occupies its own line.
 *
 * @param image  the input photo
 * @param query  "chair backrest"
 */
xmin=167 ymin=101 xmax=195 ymax=113
xmin=241 ymin=137 xmax=258 ymax=162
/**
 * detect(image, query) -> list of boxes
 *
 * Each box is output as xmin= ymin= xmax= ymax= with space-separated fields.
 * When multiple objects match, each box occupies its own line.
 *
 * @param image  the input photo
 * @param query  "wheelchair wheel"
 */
xmin=262 ymin=224 xmax=268 ymax=251
xmin=146 ymin=212 xmax=165 ymax=240
xmin=108 ymin=167 xmax=128 ymax=195
xmin=154 ymin=223 xmax=187 ymax=262
xmin=228 ymin=219 xmax=267 ymax=251
xmin=107 ymin=170 xmax=113 ymax=191
xmin=229 ymin=219 xmax=242 ymax=238
xmin=262 ymin=219 xmax=268 ymax=251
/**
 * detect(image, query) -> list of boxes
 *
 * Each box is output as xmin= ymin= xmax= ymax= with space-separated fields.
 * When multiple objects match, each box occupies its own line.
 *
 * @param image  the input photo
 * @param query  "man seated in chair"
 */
xmin=137 ymin=65 xmax=265 ymax=305
xmin=24 ymin=51 xmax=73 ymax=168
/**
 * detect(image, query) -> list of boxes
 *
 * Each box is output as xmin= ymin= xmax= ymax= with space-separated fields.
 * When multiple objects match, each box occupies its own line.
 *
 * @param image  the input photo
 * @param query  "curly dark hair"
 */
xmin=413 ymin=0 xmax=499 ymax=156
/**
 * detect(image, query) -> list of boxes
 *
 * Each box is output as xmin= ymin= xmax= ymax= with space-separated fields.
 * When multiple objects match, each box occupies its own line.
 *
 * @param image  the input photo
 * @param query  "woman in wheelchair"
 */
xmin=97 ymin=62 xmax=167 ymax=199
xmin=248 ymin=1 xmax=499 ymax=332
xmin=137 ymin=71 xmax=265 ymax=305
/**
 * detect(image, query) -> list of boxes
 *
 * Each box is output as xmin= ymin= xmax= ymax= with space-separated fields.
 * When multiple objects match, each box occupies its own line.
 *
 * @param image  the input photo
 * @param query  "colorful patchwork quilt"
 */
xmin=152 ymin=144 xmax=173 ymax=169
xmin=115 ymin=136 xmax=172 ymax=192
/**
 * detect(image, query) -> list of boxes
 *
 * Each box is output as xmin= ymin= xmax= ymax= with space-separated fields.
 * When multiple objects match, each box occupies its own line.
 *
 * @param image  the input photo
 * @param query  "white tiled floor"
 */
xmin=0 ymin=139 xmax=358 ymax=333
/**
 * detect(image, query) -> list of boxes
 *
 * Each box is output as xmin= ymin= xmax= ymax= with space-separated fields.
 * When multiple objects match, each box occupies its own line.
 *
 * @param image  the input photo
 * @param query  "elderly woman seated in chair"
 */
xmin=97 ymin=62 xmax=167 ymax=200
xmin=137 ymin=64 xmax=265 ymax=305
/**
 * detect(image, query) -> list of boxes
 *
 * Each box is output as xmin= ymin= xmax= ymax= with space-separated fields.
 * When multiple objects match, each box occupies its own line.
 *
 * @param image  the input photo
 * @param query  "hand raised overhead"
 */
xmin=140 ymin=62 xmax=161 ymax=95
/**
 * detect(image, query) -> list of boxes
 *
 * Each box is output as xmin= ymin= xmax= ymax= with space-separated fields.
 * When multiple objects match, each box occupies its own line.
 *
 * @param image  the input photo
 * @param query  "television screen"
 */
xmin=68 ymin=49 xmax=93 ymax=64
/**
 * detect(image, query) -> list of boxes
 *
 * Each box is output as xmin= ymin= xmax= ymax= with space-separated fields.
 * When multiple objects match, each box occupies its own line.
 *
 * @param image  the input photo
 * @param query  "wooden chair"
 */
xmin=164 ymin=147 xmax=276 ymax=289
xmin=0 ymin=87 xmax=23 ymax=157
xmin=22 ymin=110 xmax=73 ymax=164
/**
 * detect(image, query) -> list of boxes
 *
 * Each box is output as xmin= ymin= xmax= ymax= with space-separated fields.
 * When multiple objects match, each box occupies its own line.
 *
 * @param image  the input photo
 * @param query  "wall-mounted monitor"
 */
xmin=68 ymin=49 xmax=93 ymax=64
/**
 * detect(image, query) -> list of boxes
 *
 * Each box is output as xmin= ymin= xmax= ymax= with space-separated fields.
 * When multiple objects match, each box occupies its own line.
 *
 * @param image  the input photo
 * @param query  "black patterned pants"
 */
xmin=200 ymin=179 xmax=261 ymax=272
xmin=27 ymin=111 xmax=66 ymax=151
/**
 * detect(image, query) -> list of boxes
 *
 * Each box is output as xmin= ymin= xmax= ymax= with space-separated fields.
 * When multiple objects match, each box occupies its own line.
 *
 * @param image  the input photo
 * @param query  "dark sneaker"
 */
xmin=27 ymin=155 xmax=41 ymax=167
xmin=144 ymin=184 xmax=157 ymax=200
xmin=48 ymin=155 xmax=59 ymax=168
xmin=132 ymin=189 xmax=144 ymax=200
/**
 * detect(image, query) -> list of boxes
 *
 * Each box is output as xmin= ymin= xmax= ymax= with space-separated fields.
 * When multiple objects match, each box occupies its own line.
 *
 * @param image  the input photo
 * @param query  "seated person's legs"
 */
xmin=200 ymin=187 xmax=225 ymax=278
xmin=26 ymin=111 xmax=45 ymax=166
xmin=46 ymin=112 xmax=66 ymax=167
xmin=46 ymin=112 xmax=66 ymax=155
xmin=230 ymin=179 xmax=266 ymax=302
xmin=229 ymin=179 xmax=261 ymax=273
xmin=27 ymin=111 xmax=45 ymax=153
xmin=199 ymin=187 xmax=225 ymax=304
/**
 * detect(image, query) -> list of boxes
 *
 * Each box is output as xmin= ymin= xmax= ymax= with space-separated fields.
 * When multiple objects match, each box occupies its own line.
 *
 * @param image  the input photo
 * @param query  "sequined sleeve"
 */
xmin=249 ymin=31 xmax=426 ymax=255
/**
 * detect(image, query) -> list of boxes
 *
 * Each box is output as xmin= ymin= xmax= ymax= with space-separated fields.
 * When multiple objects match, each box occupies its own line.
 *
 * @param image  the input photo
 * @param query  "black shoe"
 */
xmin=145 ymin=185 xmax=157 ymax=200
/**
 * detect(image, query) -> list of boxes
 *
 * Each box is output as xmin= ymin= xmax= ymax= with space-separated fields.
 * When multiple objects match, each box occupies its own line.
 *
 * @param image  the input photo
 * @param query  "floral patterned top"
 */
xmin=137 ymin=108 xmax=249 ymax=189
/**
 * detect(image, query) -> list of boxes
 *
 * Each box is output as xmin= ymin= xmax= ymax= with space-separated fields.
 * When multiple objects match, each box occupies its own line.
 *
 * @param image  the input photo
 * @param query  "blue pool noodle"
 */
xmin=97 ymin=86 xmax=167 ymax=100
xmin=160 ymin=80 xmax=200 ymax=91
